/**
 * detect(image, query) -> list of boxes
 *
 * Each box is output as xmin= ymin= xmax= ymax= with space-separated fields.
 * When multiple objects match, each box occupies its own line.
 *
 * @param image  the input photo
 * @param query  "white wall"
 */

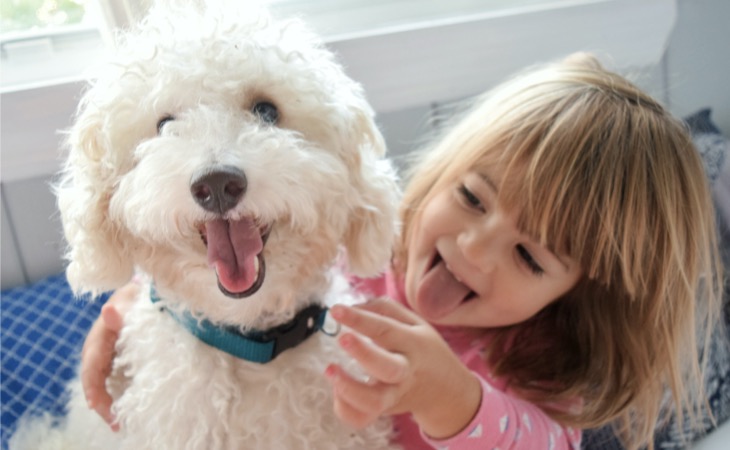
xmin=664 ymin=0 xmax=730 ymax=133
xmin=2 ymin=0 xmax=729 ymax=290
xmin=375 ymin=0 xmax=730 ymax=161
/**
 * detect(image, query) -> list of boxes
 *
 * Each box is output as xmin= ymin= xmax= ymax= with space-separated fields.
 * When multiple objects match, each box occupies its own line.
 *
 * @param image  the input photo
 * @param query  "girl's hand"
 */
xmin=80 ymin=280 xmax=140 ymax=431
xmin=325 ymin=298 xmax=482 ymax=440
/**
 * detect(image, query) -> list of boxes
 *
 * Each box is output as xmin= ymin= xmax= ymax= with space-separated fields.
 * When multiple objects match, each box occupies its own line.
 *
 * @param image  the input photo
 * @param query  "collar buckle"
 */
xmin=260 ymin=304 xmax=328 ymax=359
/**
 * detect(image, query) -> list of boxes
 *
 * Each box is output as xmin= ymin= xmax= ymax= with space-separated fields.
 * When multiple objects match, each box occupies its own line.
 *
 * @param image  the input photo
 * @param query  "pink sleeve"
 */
xmin=421 ymin=377 xmax=582 ymax=450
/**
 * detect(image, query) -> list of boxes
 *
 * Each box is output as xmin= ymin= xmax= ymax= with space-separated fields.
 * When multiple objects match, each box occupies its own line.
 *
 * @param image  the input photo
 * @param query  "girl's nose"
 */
xmin=457 ymin=224 xmax=499 ymax=274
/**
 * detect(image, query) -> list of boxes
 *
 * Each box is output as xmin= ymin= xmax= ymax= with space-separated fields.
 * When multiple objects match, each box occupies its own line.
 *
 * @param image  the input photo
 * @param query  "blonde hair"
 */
xmin=396 ymin=53 xmax=724 ymax=449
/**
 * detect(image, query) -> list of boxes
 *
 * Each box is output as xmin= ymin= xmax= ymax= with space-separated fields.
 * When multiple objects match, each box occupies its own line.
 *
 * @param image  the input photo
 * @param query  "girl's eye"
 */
xmin=458 ymin=185 xmax=484 ymax=211
xmin=252 ymin=101 xmax=279 ymax=124
xmin=517 ymin=245 xmax=544 ymax=276
xmin=157 ymin=115 xmax=175 ymax=134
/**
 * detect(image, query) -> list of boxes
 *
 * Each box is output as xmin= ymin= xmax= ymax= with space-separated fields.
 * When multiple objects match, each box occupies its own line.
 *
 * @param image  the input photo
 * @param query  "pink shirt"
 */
xmin=350 ymin=269 xmax=582 ymax=450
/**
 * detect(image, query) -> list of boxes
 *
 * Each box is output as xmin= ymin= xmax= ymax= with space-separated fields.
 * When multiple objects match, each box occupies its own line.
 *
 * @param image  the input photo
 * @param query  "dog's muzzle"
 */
xmin=192 ymin=165 xmax=270 ymax=298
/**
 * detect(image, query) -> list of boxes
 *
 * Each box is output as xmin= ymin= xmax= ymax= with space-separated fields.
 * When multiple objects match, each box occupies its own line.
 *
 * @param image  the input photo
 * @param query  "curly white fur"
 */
xmin=11 ymin=1 xmax=401 ymax=449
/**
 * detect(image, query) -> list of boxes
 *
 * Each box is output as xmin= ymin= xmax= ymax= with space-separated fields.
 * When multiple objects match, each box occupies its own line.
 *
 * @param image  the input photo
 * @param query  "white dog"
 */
xmin=11 ymin=1 xmax=401 ymax=449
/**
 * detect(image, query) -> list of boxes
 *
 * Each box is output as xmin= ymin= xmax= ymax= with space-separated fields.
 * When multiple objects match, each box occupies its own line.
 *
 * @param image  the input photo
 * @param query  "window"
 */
xmin=0 ymin=0 xmax=607 ymax=91
xmin=1 ymin=0 xmax=676 ymax=183
xmin=1 ymin=0 xmax=93 ymax=34
xmin=1 ymin=0 xmax=105 ymax=89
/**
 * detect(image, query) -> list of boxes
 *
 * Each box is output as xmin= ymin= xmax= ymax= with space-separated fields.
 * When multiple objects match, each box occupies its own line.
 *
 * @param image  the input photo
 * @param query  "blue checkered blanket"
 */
xmin=0 ymin=273 xmax=109 ymax=449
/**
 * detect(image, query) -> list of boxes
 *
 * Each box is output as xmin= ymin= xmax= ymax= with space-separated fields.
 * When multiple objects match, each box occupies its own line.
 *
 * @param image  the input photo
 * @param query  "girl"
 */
xmin=82 ymin=53 xmax=723 ymax=450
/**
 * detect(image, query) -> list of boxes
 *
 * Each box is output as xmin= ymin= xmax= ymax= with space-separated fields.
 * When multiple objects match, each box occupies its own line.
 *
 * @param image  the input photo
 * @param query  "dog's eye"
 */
xmin=157 ymin=115 xmax=175 ymax=134
xmin=252 ymin=102 xmax=278 ymax=125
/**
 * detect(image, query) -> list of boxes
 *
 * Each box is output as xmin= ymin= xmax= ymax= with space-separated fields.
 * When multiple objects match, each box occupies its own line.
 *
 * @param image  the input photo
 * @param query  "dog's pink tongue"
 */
xmin=416 ymin=260 xmax=471 ymax=320
xmin=206 ymin=218 xmax=262 ymax=294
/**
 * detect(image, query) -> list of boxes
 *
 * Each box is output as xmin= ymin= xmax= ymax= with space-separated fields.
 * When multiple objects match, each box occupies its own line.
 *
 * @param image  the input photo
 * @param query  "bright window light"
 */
xmin=1 ymin=0 xmax=582 ymax=91
xmin=0 ymin=0 xmax=106 ymax=90
xmin=1 ymin=0 xmax=95 ymax=34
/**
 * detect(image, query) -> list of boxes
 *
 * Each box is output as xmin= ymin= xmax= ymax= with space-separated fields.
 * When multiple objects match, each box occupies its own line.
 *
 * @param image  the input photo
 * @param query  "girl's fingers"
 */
xmin=338 ymin=332 xmax=408 ymax=384
xmin=356 ymin=297 xmax=423 ymax=325
xmin=80 ymin=318 xmax=119 ymax=430
xmin=332 ymin=392 xmax=375 ymax=429
xmin=330 ymin=304 xmax=412 ymax=351
xmin=80 ymin=279 xmax=140 ymax=431
xmin=104 ymin=280 xmax=141 ymax=330
xmin=326 ymin=364 xmax=394 ymax=424
xmin=100 ymin=302 xmax=125 ymax=332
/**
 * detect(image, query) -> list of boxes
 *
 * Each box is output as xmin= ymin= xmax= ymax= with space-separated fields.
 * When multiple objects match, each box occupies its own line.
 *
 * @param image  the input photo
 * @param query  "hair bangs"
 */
xmin=491 ymin=146 xmax=599 ymax=273
xmin=486 ymin=91 xmax=643 ymax=291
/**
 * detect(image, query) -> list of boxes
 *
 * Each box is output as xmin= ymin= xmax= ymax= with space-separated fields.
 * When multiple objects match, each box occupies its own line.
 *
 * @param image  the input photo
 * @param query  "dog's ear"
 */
xmin=342 ymin=109 xmax=401 ymax=277
xmin=56 ymin=96 xmax=135 ymax=297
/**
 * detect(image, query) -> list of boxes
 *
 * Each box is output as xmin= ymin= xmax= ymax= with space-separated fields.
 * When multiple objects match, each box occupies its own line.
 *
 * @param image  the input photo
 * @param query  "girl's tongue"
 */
xmin=415 ymin=259 xmax=471 ymax=320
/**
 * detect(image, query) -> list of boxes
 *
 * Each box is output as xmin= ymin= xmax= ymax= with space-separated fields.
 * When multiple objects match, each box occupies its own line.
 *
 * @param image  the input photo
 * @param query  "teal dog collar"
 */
xmin=150 ymin=286 xmax=330 ymax=363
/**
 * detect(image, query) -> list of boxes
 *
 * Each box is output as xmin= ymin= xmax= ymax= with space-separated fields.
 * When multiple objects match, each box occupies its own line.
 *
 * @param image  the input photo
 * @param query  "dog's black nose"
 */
xmin=190 ymin=165 xmax=247 ymax=215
